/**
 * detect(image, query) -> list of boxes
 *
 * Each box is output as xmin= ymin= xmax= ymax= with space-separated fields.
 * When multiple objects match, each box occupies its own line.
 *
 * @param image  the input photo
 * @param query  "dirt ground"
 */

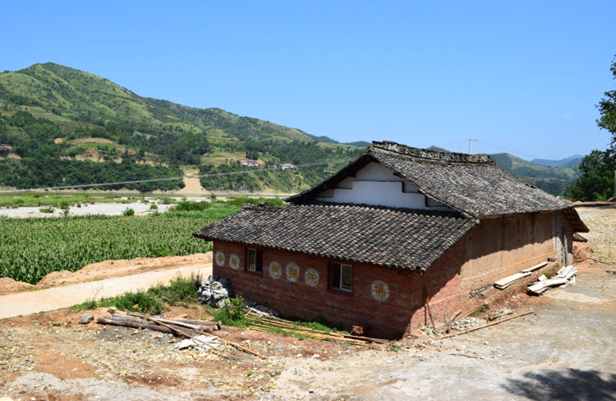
xmin=1 ymin=206 xmax=615 ymax=400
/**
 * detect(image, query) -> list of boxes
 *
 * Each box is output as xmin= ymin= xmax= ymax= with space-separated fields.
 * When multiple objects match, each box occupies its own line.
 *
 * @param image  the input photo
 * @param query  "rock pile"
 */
xmin=198 ymin=276 xmax=232 ymax=307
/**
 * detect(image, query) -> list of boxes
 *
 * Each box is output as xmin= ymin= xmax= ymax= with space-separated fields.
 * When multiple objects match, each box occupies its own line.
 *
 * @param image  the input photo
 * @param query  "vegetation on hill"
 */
xmin=490 ymin=153 xmax=579 ymax=196
xmin=0 ymin=63 xmax=364 ymax=192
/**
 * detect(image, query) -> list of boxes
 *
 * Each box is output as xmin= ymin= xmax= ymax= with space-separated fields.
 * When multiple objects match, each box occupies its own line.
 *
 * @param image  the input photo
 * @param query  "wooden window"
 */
xmin=329 ymin=262 xmax=352 ymax=293
xmin=246 ymin=248 xmax=263 ymax=273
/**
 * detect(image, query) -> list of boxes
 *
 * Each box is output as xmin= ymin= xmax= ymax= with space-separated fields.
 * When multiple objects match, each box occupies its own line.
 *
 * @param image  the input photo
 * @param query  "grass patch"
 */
xmin=72 ymin=273 xmax=201 ymax=314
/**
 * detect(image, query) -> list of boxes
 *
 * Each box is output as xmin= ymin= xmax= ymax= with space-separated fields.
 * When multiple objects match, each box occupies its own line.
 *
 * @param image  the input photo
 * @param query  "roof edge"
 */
xmin=370 ymin=141 xmax=495 ymax=164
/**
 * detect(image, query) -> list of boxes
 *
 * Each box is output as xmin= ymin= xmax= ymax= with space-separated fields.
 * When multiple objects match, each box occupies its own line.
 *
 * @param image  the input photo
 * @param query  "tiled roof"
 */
xmin=288 ymin=141 xmax=587 ymax=231
xmin=193 ymin=204 xmax=476 ymax=271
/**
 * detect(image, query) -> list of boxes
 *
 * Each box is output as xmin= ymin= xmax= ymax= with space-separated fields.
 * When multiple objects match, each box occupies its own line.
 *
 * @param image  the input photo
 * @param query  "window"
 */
xmin=329 ymin=262 xmax=352 ymax=293
xmin=246 ymin=248 xmax=263 ymax=273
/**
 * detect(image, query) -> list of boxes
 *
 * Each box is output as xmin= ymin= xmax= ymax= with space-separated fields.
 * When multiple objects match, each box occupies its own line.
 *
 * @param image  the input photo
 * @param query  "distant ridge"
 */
xmin=531 ymin=155 xmax=582 ymax=168
xmin=423 ymin=146 xmax=580 ymax=196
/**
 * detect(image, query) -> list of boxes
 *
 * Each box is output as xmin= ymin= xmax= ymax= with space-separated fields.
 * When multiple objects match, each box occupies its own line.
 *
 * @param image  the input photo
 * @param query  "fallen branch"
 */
xmin=437 ymin=310 xmax=534 ymax=340
xmin=449 ymin=353 xmax=479 ymax=359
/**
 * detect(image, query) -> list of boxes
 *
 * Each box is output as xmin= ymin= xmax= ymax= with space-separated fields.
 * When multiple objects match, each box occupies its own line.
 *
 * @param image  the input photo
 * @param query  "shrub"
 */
xmin=213 ymin=296 xmax=247 ymax=327
xmin=122 ymin=207 xmax=135 ymax=216
xmin=173 ymin=200 xmax=211 ymax=212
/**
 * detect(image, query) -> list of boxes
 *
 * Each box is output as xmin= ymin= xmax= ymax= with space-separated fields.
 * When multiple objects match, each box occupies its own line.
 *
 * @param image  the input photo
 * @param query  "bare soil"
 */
xmin=1 ymin=205 xmax=615 ymax=400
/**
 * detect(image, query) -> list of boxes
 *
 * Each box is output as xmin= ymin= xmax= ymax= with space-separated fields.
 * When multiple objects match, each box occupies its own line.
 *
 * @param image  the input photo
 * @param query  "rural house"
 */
xmin=240 ymin=160 xmax=259 ymax=167
xmin=193 ymin=141 xmax=588 ymax=338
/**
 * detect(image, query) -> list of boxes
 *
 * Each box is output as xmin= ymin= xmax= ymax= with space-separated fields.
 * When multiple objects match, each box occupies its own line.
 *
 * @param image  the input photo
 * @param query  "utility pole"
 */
xmin=466 ymin=139 xmax=479 ymax=155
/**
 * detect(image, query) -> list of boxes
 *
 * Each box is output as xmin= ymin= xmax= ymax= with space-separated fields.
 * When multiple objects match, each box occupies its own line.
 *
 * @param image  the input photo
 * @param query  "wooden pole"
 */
xmin=437 ymin=310 xmax=534 ymax=340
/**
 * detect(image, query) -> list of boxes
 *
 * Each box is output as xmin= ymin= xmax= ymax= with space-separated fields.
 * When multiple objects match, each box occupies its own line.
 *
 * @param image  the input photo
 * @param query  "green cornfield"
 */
xmin=0 ymin=205 xmax=239 ymax=284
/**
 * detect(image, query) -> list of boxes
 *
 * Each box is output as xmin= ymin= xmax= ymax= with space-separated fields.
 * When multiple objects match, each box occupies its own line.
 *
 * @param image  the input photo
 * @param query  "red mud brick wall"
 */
xmin=458 ymin=212 xmax=556 ymax=311
xmin=211 ymin=240 xmax=464 ymax=338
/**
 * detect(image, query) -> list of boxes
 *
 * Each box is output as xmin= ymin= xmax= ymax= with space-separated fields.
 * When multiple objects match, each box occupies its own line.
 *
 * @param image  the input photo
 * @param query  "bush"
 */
xmin=122 ymin=207 xmax=135 ymax=216
xmin=213 ymin=296 xmax=247 ymax=327
xmin=173 ymin=200 xmax=211 ymax=212
xmin=39 ymin=206 xmax=55 ymax=213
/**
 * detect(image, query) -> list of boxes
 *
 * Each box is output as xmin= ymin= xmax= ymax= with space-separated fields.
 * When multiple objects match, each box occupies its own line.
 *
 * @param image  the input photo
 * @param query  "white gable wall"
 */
xmin=315 ymin=162 xmax=451 ymax=211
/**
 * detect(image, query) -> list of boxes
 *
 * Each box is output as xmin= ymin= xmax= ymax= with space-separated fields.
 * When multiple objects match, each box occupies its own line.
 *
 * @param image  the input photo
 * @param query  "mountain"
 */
xmin=304 ymin=133 xmax=370 ymax=148
xmin=0 ymin=63 xmax=364 ymax=192
xmin=531 ymin=155 xmax=583 ymax=168
xmin=490 ymin=153 xmax=579 ymax=195
xmin=427 ymin=146 xmax=580 ymax=196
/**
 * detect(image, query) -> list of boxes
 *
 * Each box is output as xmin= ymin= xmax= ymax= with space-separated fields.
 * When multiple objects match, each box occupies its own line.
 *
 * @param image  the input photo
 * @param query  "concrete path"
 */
xmin=0 ymin=264 xmax=212 ymax=320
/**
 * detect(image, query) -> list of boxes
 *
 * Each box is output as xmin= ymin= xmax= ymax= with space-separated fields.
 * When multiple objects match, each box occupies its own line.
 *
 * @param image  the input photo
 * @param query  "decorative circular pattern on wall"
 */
xmin=229 ymin=253 xmax=240 ymax=270
xmin=214 ymin=251 xmax=225 ymax=267
xmin=286 ymin=263 xmax=300 ymax=282
xmin=305 ymin=268 xmax=319 ymax=287
xmin=269 ymin=261 xmax=282 ymax=279
xmin=371 ymin=280 xmax=390 ymax=301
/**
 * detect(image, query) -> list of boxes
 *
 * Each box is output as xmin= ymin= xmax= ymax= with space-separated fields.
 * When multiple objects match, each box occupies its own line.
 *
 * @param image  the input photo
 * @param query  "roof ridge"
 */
xmin=371 ymin=141 xmax=495 ymax=164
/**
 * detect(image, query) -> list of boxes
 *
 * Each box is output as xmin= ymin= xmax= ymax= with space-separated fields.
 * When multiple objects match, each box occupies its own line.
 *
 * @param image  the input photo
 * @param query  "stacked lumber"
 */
xmin=527 ymin=266 xmax=578 ymax=295
xmin=97 ymin=310 xmax=221 ymax=335
xmin=97 ymin=309 xmax=266 ymax=359
xmin=494 ymin=262 xmax=549 ymax=290
xmin=245 ymin=314 xmax=388 ymax=345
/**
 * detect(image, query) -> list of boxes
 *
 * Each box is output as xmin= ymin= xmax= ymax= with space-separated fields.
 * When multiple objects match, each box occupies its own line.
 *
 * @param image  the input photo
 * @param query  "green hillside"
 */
xmin=490 ymin=153 xmax=579 ymax=195
xmin=0 ymin=63 xmax=364 ymax=193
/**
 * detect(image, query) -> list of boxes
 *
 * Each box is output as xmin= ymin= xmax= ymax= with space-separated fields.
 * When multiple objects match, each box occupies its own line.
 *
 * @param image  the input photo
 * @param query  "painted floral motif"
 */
xmin=286 ymin=263 xmax=300 ymax=282
xmin=214 ymin=251 xmax=225 ymax=267
xmin=269 ymin=261 xmax=282 ymax=279
xmin=229 ymin=253 xmax=240 ymax=270
xmin=371 ymin=280 xmax=389 ymax=301
xmin=305 ymin=268 xmax=319 ymax=287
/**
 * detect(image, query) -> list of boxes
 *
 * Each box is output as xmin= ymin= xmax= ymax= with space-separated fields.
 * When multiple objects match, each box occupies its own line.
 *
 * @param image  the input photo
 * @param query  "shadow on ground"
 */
xmin=503 ymin=368 xmax=616 ymax=401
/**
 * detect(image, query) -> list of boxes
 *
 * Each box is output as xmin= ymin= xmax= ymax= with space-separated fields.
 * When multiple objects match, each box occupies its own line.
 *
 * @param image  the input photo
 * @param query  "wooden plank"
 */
xmin=494 ymin=272 xmax=531 ymax=289
xmin=521 ymin=262 xmax=548 ymax=273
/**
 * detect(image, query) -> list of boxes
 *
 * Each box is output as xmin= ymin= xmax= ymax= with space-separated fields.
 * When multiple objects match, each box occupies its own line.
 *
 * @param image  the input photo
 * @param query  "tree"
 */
xmin=597 ymin=57 xmax=616 ymax=139
xmin=565 ymin=150 xmax=615 ymax=201
xmin=565 ymin=55 xmax=616 ymax=201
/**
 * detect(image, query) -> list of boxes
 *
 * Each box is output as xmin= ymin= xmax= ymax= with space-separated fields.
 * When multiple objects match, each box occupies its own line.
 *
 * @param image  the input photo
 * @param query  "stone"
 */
xmin=79 ymin=314 xmax=94 ymax=324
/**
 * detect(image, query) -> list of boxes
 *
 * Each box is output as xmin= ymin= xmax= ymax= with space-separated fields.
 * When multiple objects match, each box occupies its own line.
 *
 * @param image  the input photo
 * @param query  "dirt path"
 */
xmin=0 ymin=264 xmax=212 ymax=319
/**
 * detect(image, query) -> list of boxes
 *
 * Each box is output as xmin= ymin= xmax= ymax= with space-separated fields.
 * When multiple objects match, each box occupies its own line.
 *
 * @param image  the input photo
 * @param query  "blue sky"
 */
xmin=2 ymin=1 xmax=616 ymax=160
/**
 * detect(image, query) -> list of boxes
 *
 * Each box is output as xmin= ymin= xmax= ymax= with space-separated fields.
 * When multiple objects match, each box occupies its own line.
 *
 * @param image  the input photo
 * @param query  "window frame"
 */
xmin=329 ymin=262 xmax=353 ymax=293
xmin=245 ymin=248 xmax=263 ymax=273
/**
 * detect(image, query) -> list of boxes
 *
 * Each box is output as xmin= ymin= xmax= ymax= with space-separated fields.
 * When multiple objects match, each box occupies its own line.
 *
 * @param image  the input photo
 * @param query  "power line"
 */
xmin=0 ymin=161 xmax=335 ymax=194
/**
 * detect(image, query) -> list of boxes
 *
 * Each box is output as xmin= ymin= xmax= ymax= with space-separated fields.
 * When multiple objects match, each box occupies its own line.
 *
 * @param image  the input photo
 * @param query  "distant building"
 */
xmin=240 ymin=160 xmax=259 ymax=167
xmin=0 ymin=145 xmax=13 ymax=150
xmin=280 ymin=163 xmax=295 ymax=170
